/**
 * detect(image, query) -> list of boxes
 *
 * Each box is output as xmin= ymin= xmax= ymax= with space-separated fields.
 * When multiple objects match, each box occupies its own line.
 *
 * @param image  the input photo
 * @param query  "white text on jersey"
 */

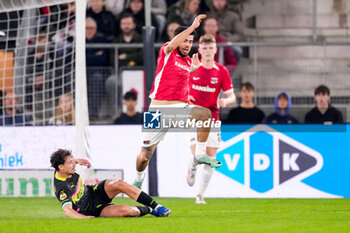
xmin=175 ymin=61 xmax=190 ymax=72
xmin=192 ymin=84 xmax=216 ymax=93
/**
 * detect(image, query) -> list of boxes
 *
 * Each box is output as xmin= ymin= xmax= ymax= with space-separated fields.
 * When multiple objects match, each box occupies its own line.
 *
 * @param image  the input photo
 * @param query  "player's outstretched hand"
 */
xmin=75 ymin=158 xmax=92 ymax=168
xmin=191 ymin=14 xmax=206 ymax=29
xmin=191 ymin=53 xmax=200 ymax=67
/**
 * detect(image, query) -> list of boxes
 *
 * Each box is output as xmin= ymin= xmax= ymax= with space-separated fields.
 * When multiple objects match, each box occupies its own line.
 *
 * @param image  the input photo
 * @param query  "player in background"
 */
xmin=133 ymin=14 xmax=222 ymax=190
xmin=186 ymin=35 xmax=236 ymax=204
xmin=51 ymin=149 xmax=170 ymax=218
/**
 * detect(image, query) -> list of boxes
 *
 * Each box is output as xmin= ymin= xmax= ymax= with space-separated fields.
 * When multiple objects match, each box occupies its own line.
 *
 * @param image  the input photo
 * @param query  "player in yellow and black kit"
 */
xmin=51 ymin=149 xmax=171 ymax=218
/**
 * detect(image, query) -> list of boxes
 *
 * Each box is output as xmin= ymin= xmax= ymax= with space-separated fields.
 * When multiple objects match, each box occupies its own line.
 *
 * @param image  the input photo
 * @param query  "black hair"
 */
xmin=278 ymin=93 xmax=288 ymax=100
xmin=240 ymin=82 xmax=255 ymax=91
xmin=50 ymin=149 xmax=72 ymax=171
xmin=130 ymin=0 xmax=144 ymax=3
xmin=120 ymin=12 xmax=137 ymax=25
xmin=203 ymin=15 xmax=218 ymax=24
xmin=314 ymin=85 xmax=330 ymax=96
xmin=124 ymin=91 xmax=137 ymax=100
xmin=174 ymin=26 xmax=195 ymax=37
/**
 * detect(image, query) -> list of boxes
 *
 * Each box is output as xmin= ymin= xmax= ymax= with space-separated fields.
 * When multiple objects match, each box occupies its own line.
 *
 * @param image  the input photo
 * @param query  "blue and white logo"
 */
xmin=217 ymin=125 xmax=323 ymax=193
xmin=0 ymin=143 xmax=24 ymax=168
xmin=143 ymin=110 xmax=161 ymax=129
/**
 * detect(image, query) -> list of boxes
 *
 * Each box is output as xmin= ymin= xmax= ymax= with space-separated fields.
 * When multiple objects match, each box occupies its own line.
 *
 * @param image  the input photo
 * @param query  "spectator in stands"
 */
xmin=49 ymin=3 xmax=76 ymax=93
xmin=167 ymin=0 xmax=200 ymax=27
xmin=48 ymin=3 xmax=75 ymax=68
xmin=37 ymin=4 xmax=76 ymax=100
xmin=114 ymin=13 xmax=143 ymax=67
xmin=204 ymin=0 xmax=242 ymax=15
xmin=51 ymin=3 xmax=76 ymax=44
xmin=87 ymin=0 xmax=116 ymax=41
xmin=209 ymin=0 xmax=243 ymax=42
xmin=209 ymin=0 xmax=244 ymax=61
xmin=225 ymin=82 xmax=265 ymax=124
xmin=100 ymin=0 xmax=127 ymax=17
xmin=27 ymin=33 xmax=51 ymax=68
xmin=25 ymin=34 xmax=54 ymax=112
xmin=48 ymin=94 xmax=75 ymax=125
xmin=0 ymin=92 xmax=31 ymax=126
xmin=162 ymin=21 xmax=180 ymax=41
xmin=199 ymin=16 xmax=237 ymax=72
xmin=120 ymin=0 xmax=159 ymax=41
xmin=85 ymin=17 xmax=109 ymax=120
xmin=262 ymin=91 xmax=299 ymax=124
xmin=86 ymin=17 xmax=109 ymax=67
xmin=114 ymin=90 xmax=142 ymax=124
xmin=166 ymin=0 xmax=180 ymax=7
xmin=305 ymin=85 xmax=343 ymax=124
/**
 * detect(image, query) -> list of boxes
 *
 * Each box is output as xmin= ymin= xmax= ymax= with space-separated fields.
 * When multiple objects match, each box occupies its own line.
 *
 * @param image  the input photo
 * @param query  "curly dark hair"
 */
xmin=50 ymin=149 xmax=72 ymax=171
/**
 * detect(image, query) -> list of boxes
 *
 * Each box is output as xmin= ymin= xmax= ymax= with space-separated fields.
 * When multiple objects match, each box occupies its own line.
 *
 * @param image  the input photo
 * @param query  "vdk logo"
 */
xmin=143 ymin=110 xmax=161 ymax=129
xmin=216 ymin=125 xmax=323 ymax=193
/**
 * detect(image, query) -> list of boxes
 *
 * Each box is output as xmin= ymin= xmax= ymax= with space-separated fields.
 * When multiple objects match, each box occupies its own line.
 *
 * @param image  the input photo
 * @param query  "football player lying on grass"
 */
xmin=51 ymin=149 xmax=170 ymax=218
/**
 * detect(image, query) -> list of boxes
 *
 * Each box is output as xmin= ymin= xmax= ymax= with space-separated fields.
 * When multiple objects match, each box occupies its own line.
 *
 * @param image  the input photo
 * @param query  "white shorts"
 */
xmin=189 ymin=129 xmax=222 ymax=148
xmin=142 ymin=103 xmax=194 ymax=147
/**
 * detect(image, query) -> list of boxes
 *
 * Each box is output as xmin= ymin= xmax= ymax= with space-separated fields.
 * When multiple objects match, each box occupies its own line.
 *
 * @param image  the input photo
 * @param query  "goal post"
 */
xmin=74 ymin=0 xmax=90 ymax=160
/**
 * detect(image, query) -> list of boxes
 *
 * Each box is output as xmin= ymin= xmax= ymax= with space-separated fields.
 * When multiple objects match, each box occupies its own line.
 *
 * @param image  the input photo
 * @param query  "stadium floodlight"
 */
xmin=0 ymin=0 xmax=89 ymax=159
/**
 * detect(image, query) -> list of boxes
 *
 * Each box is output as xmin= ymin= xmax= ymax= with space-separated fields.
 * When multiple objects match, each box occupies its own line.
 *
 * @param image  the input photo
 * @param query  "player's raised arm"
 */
xmin=164 ymin=14 xmax=206 ymax=54
xmin=74 ymin=158 xmax=91 ymax=168
xmin=62 ymin=203 xmax=95 ymax=219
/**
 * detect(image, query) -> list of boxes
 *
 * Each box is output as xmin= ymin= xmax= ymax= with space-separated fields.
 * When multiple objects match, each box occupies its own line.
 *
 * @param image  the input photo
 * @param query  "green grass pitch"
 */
xmin=1 ymin=197 xmax=349 ymax=233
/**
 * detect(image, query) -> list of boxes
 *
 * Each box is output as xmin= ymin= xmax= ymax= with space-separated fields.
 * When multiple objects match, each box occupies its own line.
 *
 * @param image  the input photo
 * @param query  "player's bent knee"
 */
xmin=113 ymin=179 xmax=128 ymax=189
xmin=140 ymin=153 xmax=151 ymax=163
xmin=203 ymin=108 xmax=211 ymax=119
xmin=106 ymin=179 xmax=128 ymax=191
xmin=196 ymin=107 xmax=211 ymax=122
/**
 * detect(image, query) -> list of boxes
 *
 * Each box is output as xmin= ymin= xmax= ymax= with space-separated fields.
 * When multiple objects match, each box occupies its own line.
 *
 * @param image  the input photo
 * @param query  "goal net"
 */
xmin=0 ymin=0 xmax=82 ymax=125
xmin=0 ymin=0 xmax=89 ymax=157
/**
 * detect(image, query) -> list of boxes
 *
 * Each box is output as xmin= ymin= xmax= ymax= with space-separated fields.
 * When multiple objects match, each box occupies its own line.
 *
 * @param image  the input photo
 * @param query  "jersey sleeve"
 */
xmin=221 ymin=66 xmax=233 ymax=92
xmin=160 ymin=42 xmax=170 ymax=55
xmin=55 ymin=183 xmax=72 ymax=208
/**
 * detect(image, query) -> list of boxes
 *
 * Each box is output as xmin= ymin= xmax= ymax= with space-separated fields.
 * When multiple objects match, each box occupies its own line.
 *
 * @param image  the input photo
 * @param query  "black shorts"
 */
xmin=78 ymin=180 xmax=113 ymax=217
